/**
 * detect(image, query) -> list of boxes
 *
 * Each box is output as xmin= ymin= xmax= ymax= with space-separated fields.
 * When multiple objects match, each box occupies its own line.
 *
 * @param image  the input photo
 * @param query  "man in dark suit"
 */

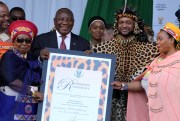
xmin=31 ymin=8 xmax=90 ymax=60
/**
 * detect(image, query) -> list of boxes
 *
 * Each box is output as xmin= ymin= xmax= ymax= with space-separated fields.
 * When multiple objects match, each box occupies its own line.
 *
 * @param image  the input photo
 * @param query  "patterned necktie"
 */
xmin=60 ymin=36 xmax=66 ymax=50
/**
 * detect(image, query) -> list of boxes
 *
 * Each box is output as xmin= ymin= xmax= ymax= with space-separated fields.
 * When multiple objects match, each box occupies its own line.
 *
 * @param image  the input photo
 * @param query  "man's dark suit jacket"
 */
xmin=31 ymin=31 xmax=90 ymax=59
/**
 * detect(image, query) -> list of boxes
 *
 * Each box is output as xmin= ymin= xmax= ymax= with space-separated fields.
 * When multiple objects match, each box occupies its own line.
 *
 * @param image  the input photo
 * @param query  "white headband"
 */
xmin=89 ymin=20 xmax=105 ymax=28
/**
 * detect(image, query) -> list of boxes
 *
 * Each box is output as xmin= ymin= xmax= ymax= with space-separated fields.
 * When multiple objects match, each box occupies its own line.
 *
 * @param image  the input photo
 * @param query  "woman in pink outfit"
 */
xmin=111 ymin=22 xmax=180 ymax=121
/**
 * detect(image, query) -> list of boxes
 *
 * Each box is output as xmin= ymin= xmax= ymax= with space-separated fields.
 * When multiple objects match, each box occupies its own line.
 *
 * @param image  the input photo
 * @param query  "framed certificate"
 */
xmin=37 ymin=48 xmax=116 ymax=121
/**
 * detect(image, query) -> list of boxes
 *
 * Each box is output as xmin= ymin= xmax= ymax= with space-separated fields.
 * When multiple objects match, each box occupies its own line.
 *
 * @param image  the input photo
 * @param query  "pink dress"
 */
xmin=127 ymin=51 xmax=180 ymax=121
xmin=148 ymin=51 xmax=180 ymax=121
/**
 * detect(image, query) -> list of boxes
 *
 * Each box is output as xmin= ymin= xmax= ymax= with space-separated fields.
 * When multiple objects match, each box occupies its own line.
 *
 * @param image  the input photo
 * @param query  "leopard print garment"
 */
xmin=92 ymin=35 xmax=159 ymax=121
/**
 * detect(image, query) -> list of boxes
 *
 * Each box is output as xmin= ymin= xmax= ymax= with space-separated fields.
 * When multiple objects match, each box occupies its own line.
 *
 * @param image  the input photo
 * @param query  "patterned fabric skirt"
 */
xmin=0 ymin=90 xmax=38 ymax=121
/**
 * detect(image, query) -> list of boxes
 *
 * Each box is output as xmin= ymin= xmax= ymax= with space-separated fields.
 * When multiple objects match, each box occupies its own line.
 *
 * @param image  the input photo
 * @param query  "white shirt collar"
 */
xmin=55 ymin=30 xmax=71 ymax=38
xmin=55 ymin=30 xmax=71 ymax=50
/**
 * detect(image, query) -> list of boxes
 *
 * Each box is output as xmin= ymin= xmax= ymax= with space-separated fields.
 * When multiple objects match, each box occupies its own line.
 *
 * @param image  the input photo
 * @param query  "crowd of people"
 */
xmin=0 ymin=1 xmax=180 ymax=121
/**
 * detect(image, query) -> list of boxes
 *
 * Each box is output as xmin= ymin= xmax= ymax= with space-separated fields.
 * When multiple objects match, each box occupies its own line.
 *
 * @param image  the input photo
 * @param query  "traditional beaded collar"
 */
xmin=113 ymin=35 xmax=136 ymax=45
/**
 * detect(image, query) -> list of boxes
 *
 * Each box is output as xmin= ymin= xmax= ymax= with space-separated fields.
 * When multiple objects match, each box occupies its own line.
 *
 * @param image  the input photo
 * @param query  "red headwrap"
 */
xmin=8 ymin=20 xmax=38 ymax=41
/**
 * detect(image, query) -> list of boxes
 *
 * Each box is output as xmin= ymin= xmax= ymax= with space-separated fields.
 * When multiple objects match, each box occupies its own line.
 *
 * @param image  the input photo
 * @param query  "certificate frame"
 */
xmin=37 ymin=48 xmax=116 ymax=121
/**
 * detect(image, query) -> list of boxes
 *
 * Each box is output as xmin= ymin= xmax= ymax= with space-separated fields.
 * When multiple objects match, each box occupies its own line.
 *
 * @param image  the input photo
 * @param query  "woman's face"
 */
xmin=13 ymin=34 xmax=32 ymax=54
xmin=156 ymin=30 xmax=173 ymax=54
xmin=89 ymin=21 xmax=105 ymax=41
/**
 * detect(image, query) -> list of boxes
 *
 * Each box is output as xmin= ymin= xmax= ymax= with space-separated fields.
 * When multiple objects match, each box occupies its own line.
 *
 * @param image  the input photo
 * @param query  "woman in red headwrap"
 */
xmin=0 ymin=20 xmax=43 ymax=121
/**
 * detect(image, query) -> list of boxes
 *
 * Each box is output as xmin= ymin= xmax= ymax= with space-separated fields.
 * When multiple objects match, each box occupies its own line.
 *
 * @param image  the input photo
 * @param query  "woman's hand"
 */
xmin=34 ymin=91 xmax=44 ymax=102
xmin=111 ymin=81 xmax=122 ymax=90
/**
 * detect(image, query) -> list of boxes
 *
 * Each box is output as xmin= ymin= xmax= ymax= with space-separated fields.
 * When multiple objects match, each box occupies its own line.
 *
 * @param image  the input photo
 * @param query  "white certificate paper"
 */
xmin=49 ymin=67 xmax=102 ymax=121
xmin=38 ymin=49 xmax=115 ymax=121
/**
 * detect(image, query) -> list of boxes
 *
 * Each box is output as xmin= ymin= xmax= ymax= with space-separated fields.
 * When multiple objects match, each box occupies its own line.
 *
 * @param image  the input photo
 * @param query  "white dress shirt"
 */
xmin=56 ymin=30 xmax=71 ymax=50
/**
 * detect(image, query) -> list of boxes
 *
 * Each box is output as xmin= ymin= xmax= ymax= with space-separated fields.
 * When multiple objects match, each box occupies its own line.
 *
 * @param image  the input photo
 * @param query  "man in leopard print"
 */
xmin=92 ymin=7 xmax=159 ymax=121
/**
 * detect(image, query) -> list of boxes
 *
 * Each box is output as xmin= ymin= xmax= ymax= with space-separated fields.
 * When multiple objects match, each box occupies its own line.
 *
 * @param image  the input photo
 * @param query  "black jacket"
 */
xmin=31 ymin=31 xmax=90 ymax=59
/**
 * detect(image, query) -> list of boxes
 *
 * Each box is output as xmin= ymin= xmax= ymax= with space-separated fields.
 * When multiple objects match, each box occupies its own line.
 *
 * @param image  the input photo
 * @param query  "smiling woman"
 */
xmin=88 ymin=16 xmax=106 ymax=47
xmin=13 ymin=34 xmax=32 ymax=54
xmin=0 ymin=20 xmax=43 ymax=121
xmin=8 ymin=20 xmax=37 ymax=55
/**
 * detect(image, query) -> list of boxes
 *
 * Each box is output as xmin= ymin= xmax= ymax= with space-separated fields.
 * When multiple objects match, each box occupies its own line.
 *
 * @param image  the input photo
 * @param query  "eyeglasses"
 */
xmin=16 ymin=38 xmax=32 ymax=44
xmin=11 ymin=17 xmax=25 ymax=21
